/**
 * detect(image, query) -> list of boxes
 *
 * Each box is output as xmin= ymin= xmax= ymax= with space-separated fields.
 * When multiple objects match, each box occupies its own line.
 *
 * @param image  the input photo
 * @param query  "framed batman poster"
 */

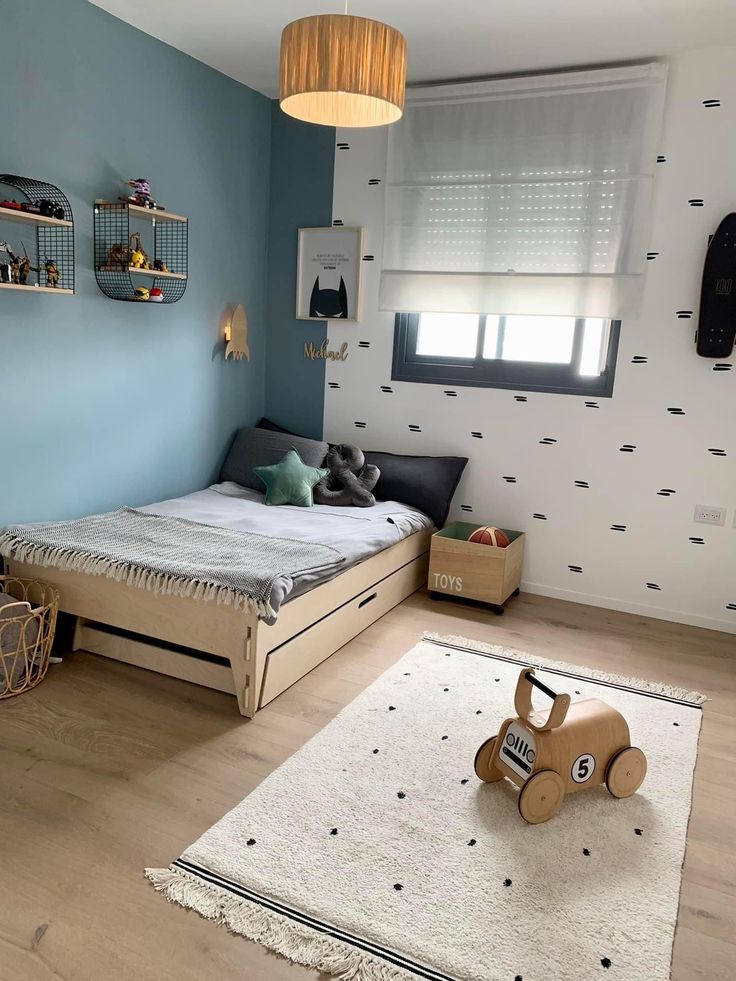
xmin=296 ymin=226 xmax=364 ymax=322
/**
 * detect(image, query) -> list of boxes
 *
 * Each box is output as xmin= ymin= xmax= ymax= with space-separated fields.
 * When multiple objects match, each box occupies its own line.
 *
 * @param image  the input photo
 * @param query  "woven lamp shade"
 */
xmin=280 ymin=14 xmax=407 ymax=128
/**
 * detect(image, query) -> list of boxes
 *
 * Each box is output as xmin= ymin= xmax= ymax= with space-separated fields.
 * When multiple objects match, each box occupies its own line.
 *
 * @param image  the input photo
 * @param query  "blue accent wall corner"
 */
xmin=0 ymin=0 xmax=272 ymax=524
xmin=265 ymin=105 xmax=335 ymax=439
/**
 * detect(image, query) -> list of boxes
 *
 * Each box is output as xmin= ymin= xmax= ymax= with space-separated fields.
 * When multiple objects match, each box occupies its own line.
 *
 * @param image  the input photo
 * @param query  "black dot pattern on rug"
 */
xmin=397 ymin=791 xmax=406 ymax=799
xmin=441 ymin=735 xmax=449 ymax=741
xmin=393 ymin=883 xmax=403 ymax=891
xmin=504 ymin=878 xmax=512 ymax=887
xmin=583 ymin=848 xmax=590 ymax=856
xmin=388 ymin=705 xmax=396 ymax=711
xmin=476 ymin=710 xmax=482 ymax=715
xmin=575 ymin=690 xmax=581 ymax=695
xmin=404 ymin=672 xmax=411 ymax=676
xmin=635 ymin=828 xmax=643 ymax=836
xmin=444 ymin=687 xmax=449 ymax=692
xmin=373 ymin=748 xmax=379 ymax=754
xmin=461 ymin=778 xmax=469 ymax=785
xmin=601 ymin=957 xmax=612 ymax=969
xmin=673 ymin=722 xmax=680 ymax=726
xmin=515 ymin=976 xmax=523 ymax=981
xmin=495 ymin=678 xmax=500 ymax=682
xmin=247 ymin=838 xmax=256 ymax=846
xmin=468 ymin=839 xmax=477 ymax=846
xmin=330 ymin=828 xmax=338 ymax=836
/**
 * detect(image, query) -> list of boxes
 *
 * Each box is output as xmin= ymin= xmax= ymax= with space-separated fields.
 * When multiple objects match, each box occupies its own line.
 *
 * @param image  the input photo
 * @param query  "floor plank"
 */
xmin=0 ymin=589 xmax=733 ymax=981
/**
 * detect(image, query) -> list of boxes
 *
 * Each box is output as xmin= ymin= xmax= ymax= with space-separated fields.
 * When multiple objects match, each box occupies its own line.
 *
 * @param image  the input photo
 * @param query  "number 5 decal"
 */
xmin=571 ymin=753 xmax=596 ymax=784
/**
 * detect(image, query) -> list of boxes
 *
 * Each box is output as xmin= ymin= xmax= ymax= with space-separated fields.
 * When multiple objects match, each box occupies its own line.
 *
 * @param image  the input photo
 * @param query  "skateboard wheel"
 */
xmin=518 ymin=770 xmax=565 ymax=824
xmin=605 ymin=747 xmax=647 ymax=798
xmin=474 ymin=736 xmax=504 ymax=783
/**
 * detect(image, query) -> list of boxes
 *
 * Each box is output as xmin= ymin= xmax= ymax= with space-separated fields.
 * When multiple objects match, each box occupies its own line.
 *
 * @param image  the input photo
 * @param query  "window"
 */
xmin=392 ymin=312 xmax=620 ymax=396
xmin=380 ymin=64 xmax=667 ymax=322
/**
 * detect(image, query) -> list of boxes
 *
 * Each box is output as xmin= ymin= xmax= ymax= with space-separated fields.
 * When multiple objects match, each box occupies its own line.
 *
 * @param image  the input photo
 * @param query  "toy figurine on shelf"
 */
xmin=44 ymin=257 xmax=59 ymax=288
xmin=0 ymin=242 xmax=13 ymax=283
xmin=18 ymin=253 xmax=34 ymax=285
xmin=120 ymin=178 xmax=164 ymax=211
xmin=128 ymin=232 xmax=151 ymax=270
xmin=8 ymin=243 xmax=36 ymax=286
xmin=153 ymin=258 xmax=169 ymax=273
xmin=133 ymin=286 xmax=150 ymax=301
xmin=0 ymin=198 xmax=64 ymax=220
xmin=104 ymin=243 xmax=129 ymax=270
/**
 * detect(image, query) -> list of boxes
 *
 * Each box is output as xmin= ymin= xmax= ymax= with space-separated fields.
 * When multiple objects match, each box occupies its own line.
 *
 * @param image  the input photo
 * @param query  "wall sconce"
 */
xmin=224 ymin=304 xmax=250 ymax=361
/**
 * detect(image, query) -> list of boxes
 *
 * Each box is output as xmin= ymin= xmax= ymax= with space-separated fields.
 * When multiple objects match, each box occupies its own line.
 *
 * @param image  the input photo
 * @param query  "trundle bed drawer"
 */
xmin=259 ymin=553 xmax=428 ymax=707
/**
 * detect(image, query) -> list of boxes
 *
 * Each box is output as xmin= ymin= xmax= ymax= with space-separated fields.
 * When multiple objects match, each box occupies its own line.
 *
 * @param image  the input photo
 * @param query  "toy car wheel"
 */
xmin=518 ymin=770 xmax=565 ymax=824
xmin=474 ymin=736 xmax=504 ymax=783
xmin=605 ymin=747 xmax=647 ymax=798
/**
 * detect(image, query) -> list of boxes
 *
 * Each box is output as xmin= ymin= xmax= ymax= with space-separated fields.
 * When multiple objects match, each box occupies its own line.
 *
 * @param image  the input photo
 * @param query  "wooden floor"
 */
xmin=1 ymin=590 xmax=733 ymax=981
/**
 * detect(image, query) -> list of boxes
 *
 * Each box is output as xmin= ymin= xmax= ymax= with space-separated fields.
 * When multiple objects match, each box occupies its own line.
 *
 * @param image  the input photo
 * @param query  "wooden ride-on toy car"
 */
xmin=475 ymin=668 xmax=647 ymax=824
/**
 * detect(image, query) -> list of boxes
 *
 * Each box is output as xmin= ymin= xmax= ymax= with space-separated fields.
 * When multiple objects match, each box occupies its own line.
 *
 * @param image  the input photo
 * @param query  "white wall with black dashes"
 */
xmin=324 ymin=47 xmax=736 ymax=634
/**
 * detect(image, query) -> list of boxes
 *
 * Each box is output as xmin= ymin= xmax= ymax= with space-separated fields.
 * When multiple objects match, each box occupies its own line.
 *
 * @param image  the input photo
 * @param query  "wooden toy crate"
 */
xmin=428 ymin=522 xmax=524 ymax=613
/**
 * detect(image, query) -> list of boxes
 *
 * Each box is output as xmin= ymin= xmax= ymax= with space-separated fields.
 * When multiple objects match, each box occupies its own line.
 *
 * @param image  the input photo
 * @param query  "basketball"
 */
xmin=468 ymin=525 xmax=510 ymax=548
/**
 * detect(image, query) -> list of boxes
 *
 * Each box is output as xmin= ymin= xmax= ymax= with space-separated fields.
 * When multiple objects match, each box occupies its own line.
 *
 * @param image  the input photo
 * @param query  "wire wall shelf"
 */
xmin=94 ymin=200 xmax=188 ymax=304
xmin=0 ymin=174 xmax=75 ymax=295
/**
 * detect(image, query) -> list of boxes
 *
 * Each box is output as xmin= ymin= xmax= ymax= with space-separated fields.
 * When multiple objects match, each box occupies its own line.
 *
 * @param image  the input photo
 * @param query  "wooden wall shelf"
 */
xmin=0 ymin=282 xmax=73 ymax=295
xmin=0 ymin=208 xmax=73 ymax=229
xmin=126 ymin=266 xmax=187 ymax=281
xmin=0 ymin=174 xmax=75 ymax=293
xmin=94 ymin=200 xmax=188 ymax=304
xmin=128 ymin=203 xmax=187 ymax=224
xmin=94 ymin=200 xmax=188 ymax=224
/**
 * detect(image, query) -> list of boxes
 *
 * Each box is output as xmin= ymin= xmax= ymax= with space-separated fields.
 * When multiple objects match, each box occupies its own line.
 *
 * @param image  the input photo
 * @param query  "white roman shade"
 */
xmin=380 ymin=63 xmax=667 ymax=318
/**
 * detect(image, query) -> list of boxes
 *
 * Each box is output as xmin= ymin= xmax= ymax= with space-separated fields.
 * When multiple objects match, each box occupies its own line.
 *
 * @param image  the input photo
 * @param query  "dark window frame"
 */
xmin=391 ymin=313 xmax=621 ymax=397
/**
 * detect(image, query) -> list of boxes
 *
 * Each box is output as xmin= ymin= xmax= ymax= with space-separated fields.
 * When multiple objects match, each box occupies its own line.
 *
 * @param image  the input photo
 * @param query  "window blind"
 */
xmin=379 ymin=63 xmax=668 ymax=318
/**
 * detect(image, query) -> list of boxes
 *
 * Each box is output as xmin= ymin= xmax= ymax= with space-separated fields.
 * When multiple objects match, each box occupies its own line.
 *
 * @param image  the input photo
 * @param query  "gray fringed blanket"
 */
xmin=0 ymin=508 xmax=345 ymax=620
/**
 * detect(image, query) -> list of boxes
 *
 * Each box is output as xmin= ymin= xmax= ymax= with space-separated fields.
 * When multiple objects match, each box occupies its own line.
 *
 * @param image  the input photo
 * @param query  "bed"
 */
xmin=3 ymin=482 xmax=434 ymax=716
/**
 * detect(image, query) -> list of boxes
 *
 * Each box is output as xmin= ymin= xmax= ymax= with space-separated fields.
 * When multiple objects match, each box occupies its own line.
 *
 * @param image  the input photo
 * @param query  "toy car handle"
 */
xmin=524 ymin=671 xmax=558 ymax=700
xmin=514 ymin=668 xmax=571 ymax=731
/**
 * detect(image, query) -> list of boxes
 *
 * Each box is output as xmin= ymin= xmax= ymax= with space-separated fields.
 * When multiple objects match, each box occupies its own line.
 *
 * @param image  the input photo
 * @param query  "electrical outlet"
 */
xmin=694 ymin=505 xmax=726 ymax=525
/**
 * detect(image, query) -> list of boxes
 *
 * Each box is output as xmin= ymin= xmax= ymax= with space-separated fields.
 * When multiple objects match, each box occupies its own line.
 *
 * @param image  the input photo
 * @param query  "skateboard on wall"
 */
xmin=696 ymin=212 xmax=736 ymax=357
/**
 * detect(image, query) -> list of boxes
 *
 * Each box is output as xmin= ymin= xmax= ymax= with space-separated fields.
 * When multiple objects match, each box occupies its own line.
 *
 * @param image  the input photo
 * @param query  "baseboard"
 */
xmin=520 ymin=580 xmax=736 ymax=635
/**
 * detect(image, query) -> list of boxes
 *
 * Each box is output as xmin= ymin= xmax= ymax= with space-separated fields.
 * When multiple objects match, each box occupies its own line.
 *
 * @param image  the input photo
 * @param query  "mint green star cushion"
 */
xmin=254 ymin=448 xmax=329 ymax=508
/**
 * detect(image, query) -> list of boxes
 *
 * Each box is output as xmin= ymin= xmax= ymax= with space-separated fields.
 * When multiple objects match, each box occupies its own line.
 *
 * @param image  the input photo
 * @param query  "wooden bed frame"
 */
xmin=6 ymin=529 xmax=431 ymax=717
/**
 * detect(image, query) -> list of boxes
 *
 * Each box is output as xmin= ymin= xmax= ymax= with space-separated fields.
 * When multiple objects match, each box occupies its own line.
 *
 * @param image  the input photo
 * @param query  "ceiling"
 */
xmin=89 ymin=0 xmax=736 ymax=98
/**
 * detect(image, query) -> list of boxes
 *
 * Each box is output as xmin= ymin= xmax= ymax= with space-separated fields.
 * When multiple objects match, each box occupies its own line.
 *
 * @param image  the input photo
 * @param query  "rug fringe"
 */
xmin=422 ymin=631 xmax=707 ymax=705
xmin=145 ymin=866 xmax=417 ymax=981
xmin=0 ymin=534 xmax=273 ymax=619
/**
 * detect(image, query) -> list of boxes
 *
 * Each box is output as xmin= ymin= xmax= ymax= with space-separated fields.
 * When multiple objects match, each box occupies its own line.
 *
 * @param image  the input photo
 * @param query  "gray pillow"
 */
xmin=221 ymin=427 xmax=330 ymax=492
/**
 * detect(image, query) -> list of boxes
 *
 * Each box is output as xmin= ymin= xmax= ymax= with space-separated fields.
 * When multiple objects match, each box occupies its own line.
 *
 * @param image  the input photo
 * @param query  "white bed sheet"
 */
xmin=140 ymin=482 xmax=432 ymax=610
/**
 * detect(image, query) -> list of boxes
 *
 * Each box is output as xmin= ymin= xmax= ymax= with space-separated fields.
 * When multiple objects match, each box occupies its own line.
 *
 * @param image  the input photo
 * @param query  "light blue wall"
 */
xmin=265 ymin=105 xmax=335 ymax=439
xmin=0 ymin=0 xmax=271 ymax=524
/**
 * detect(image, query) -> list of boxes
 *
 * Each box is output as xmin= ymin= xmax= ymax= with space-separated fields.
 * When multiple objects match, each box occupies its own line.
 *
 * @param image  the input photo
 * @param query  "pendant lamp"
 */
xmin=279 ymin=6 xmax=407 ymax=128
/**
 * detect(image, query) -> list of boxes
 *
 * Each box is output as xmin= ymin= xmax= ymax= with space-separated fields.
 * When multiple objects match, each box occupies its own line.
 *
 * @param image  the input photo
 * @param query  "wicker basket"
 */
xmin=0 ymin=575 xmax=59 ymax=699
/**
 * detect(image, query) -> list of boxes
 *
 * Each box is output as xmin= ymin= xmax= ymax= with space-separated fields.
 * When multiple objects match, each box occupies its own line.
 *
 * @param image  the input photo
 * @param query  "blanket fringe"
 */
xmin=145 ymin=866 xmax=417 ymax=981
xmin=423 ymin=631 xmax=707 ymax=705
xmin=0 ymin=534 xmax=274 ymax=619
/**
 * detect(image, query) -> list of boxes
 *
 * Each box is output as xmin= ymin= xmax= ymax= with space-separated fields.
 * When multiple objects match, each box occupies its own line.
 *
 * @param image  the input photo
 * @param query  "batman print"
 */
xmin=310 ymin=276 xmax=349 ymax=319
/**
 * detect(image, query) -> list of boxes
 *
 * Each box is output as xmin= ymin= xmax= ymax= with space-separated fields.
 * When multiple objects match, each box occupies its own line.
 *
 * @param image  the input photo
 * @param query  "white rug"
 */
xmin=147 ymin=633 xmax=704 ymax=981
